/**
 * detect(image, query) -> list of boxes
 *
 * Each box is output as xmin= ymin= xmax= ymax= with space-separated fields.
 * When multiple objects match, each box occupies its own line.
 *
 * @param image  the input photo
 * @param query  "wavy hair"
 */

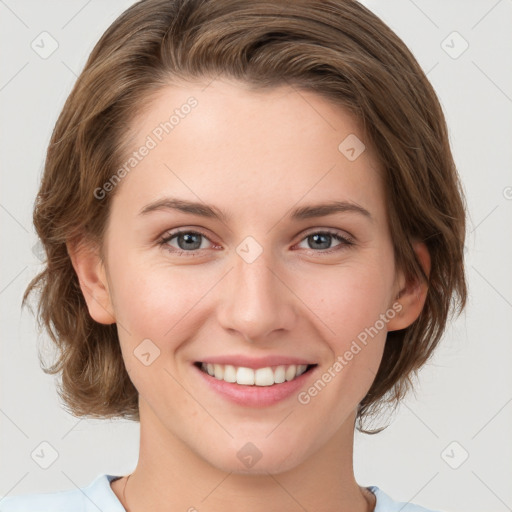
xmin=23 ymin=0 xmax=467 ymax=433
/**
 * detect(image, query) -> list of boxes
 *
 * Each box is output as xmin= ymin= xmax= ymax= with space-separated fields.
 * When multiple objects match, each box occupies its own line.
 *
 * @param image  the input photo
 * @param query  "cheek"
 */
xmin=299 ymin=283 xmax=389 ymax=420
xmin=302 ymin=262 xmax=393 ymax=397
xmin=107 ymin=256 xmax=206 ymax=344
xmin=309 ymin=262 xmax=394 ymax=340
xmin=107 ymin=261 xmax=205 ymax=395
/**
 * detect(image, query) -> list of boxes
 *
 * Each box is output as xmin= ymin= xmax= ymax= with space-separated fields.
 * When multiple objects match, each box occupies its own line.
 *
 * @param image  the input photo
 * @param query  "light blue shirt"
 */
xmin=0 ymin=474 xmax=441 ymax=511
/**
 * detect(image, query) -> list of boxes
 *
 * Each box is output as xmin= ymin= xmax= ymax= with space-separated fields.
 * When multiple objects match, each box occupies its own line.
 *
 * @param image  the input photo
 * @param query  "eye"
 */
xmin=158 ymin=228 xmax=354 ymax=257
xmin=159 ymin=230 xmax=215 ymax=256
xmin=296 ymin=230 xmax=354 ymax=253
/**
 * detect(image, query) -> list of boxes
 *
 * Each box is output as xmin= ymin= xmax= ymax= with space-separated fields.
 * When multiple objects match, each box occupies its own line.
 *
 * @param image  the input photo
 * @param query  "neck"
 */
xmin=112 ymin=401 xmax=374 ymax=512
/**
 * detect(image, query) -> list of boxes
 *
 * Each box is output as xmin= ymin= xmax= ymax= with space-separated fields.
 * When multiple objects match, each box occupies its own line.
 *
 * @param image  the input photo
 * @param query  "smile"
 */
xmin=196 ymin=362 xmax=316 ymax=386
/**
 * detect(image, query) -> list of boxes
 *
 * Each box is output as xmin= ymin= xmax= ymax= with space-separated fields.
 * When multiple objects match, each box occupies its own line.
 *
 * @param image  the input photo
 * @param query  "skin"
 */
xmin=69 ymin=78 xmax=430 ymax=512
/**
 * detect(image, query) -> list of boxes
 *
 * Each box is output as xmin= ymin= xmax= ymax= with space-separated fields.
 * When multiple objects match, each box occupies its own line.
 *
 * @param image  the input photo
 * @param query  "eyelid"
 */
xmin=158 ymin=226 xmax=356 ymax=256
xmin=299 ymin=227 xmax=355 ymax=244
xmin=158 ymin=226 xmax=354 ymax=243
xmin=158 ymin=228 xmax=355 ymax=247
xmin=158 ymin=228 xmax=218 ymax=252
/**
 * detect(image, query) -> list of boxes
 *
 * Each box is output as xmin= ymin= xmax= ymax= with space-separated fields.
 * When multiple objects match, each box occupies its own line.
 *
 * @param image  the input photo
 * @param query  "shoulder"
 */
xmin=0 ymin=474 xmax=125 ymax=512
xmin=369 ymin=486 xmax=443 ymax=512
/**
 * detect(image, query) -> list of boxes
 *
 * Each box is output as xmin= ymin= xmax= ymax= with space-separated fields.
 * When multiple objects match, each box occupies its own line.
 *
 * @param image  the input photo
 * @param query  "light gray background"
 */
xmin=1 ymin=1 xmax=511 ymax=511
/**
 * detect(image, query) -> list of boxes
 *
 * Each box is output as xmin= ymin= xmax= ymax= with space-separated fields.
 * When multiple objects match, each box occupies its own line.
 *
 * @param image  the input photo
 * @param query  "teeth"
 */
xmin=236 ymin=366 xmax=255 ymax=385
xmin=297 ymin=364 xmax=307 ymax=376
xmin=200 ymin=362 xmax=310 ymax=386
xmin=213 ymin=364 xmax=224 ymax=380
xmin=254 ymin=367 xmax=274 ymax=386
xmin=285 ymin=364 xmax=297 ymax=381
xmin=223 ymin=364 xmax=236 ymax=382
xmin=274 ymin=365 xmax=286 ymax=384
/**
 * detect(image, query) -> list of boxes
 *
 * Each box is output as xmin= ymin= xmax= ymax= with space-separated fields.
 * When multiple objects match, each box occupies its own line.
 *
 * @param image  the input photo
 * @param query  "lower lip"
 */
xmin=193 ymin=364 xmax=316 ymax=408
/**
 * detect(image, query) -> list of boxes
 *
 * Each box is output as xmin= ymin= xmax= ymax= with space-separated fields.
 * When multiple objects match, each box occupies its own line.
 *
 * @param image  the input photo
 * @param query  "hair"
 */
xmin=23 ymin=0 xmax=467 ymax=434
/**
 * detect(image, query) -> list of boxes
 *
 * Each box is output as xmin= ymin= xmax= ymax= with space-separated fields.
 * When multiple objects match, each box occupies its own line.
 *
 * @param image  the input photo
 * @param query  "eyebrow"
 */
xmin=139 ymin=197 xmax=372 ymax=223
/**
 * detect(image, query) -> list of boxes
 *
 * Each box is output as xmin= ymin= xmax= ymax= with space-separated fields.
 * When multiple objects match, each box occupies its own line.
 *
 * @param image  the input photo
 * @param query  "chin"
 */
xmin=203 ymin=439 xmax=305 ymax=476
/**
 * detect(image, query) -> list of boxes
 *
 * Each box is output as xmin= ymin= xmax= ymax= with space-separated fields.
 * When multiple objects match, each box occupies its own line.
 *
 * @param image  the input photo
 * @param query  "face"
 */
xmin=84 ymin=78 xmax=413 ymax=475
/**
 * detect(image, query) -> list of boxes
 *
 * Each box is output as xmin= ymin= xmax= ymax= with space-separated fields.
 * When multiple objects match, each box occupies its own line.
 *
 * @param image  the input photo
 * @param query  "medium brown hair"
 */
xmin=24 ymin=0 xmax=467 ymax=433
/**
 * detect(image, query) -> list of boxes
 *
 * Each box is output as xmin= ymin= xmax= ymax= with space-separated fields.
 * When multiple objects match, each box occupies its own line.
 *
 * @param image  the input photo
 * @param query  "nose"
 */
xmin=217 ymin=249 xmax=297 ymax=343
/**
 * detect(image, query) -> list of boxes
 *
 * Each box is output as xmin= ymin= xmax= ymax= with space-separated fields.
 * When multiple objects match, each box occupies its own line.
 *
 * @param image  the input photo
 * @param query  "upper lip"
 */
xmin=195 ymin=355 xmax=316 ymax=369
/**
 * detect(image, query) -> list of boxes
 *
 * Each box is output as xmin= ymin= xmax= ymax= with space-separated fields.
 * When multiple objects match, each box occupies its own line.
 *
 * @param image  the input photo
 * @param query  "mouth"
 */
xmin=194 ymin=361 xmax=318 ymax=386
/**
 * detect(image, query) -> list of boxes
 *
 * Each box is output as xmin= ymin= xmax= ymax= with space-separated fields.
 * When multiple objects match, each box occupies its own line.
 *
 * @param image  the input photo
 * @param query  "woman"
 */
xmin=4 ymin=0 xmax=466 ymax=510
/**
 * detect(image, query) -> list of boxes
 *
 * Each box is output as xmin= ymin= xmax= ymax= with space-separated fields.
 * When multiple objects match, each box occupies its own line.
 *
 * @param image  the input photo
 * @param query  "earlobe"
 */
xmin=66 ymin=239 xmax=116 ymax=325
xmin=387 ymin=241 xmax=431 ymax=332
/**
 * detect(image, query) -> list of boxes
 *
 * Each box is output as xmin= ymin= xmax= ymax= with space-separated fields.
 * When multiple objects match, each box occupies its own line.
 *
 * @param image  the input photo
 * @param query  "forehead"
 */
xmin=111 ymin=78 xmax=386 ymax=227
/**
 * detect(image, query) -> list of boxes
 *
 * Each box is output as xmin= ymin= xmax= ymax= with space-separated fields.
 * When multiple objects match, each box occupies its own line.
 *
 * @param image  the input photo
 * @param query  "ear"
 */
xmin=386 ymin=241 xmax=431 ymax=332
xmin=66 ymin=238 xmax=116 ymax=325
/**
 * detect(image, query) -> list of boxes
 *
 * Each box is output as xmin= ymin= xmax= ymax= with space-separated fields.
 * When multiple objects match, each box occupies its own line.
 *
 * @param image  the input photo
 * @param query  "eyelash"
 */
xmin=158 ymin=229 xmax=355 ymax=257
